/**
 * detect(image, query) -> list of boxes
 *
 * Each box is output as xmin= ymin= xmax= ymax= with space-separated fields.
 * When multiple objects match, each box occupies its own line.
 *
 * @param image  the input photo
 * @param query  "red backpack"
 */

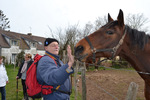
xmin=25 ymin=54 xmax=56 ymax=98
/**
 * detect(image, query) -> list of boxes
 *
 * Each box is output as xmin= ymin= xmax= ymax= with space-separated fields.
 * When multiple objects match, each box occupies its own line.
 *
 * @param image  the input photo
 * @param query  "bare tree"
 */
xmin=47 ymin=24 xmax=80 ymax=58
xmin=0 ymin=10 xmax=10 ymax=30
xmin=77 ymin=22 xmax=94 ymax=41
xmin=77 ymin=15 xmax=107 ymax=40
xmin=94 ymin=15 xmax=107 ymax=31
xmin=63 ymin=24 xmax=80 ymax=54
xmin=126 ymin=13 xmax=149 ymax=32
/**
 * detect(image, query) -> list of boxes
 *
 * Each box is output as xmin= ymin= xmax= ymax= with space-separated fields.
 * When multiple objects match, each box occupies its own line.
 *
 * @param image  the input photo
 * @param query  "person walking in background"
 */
xmin=37 ymin=38 xmax=74 ymax=100
xmin=0 ymin=56 xmax=9 ymax=100
xmin=16 ymin=54 xmax=33 ymax=100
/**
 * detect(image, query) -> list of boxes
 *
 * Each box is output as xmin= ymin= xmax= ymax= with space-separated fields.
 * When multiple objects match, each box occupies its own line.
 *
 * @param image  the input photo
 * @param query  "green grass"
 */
xmin=0 ymin=64 xmax=24 ymax=100
xmin=70 ymin=87 xmax=82 ymax=100
xmin=0 ymin=64 xmax=81 ymax=100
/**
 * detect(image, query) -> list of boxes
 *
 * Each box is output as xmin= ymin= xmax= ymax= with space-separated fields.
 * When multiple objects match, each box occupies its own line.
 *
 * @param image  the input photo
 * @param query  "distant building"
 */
xmin=0 ymin=29 xmax=46 ymax=64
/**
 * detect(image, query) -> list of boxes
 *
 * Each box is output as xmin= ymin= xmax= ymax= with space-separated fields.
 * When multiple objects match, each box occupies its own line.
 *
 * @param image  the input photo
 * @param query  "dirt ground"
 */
xmin=76 ymin=70 xmax=145 ymax=100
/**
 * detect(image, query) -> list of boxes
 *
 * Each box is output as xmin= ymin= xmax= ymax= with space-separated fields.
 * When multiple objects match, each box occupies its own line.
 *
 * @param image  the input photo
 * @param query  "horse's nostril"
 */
xmin=74 ymin=45 xmax=84 ymax=56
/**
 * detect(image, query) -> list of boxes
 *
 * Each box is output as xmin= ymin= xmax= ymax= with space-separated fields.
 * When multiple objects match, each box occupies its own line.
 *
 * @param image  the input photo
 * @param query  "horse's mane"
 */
xmin=126 ymin=25 xmax=149 ymax=49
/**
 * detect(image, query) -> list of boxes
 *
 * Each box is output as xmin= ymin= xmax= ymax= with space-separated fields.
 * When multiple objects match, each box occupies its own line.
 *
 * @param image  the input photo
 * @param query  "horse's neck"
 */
xmin=119 ymin=37 xmax=150 ymax=75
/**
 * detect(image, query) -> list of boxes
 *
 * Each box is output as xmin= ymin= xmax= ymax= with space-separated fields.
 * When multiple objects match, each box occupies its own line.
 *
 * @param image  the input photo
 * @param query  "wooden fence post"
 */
xmin=63 ymin=50 xmax=66 ymax=63
xmin=81 ymin=62 xmax=86 ymax=100
xmin=125 ymin=82 xmax=138 ymax=100
xmin=74 ymin=60 xmax=79 ymax=100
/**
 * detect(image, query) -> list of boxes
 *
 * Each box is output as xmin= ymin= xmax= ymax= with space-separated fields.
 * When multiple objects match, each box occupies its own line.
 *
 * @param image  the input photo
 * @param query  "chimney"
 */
xmin=27 ymin=33 xmax=32 ymax=36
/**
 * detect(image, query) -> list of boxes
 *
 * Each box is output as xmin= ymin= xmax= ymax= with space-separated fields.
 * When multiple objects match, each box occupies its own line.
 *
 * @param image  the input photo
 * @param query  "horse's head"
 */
xmin=75 ymin=9 xmax=127 ymax=61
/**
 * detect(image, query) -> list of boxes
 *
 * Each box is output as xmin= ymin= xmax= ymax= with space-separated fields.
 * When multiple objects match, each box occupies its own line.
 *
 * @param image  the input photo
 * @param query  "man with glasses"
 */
xmin=37 ymin=38 xmax=74 ymax=100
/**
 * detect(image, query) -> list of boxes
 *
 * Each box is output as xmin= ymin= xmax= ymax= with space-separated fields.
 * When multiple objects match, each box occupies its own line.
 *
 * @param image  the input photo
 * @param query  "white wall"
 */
xmin=2 ymin=48 xmax=12 ymax=64
xmin=2 ymin=46 xmax=45 ymax=64
xmin=37 ymin=50 xmax=45 ymax=56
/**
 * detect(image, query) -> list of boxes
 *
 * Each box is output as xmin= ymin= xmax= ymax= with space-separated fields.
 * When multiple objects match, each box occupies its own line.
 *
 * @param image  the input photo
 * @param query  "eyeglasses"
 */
xmin=50 ymin=44 xmax=59 ymax=48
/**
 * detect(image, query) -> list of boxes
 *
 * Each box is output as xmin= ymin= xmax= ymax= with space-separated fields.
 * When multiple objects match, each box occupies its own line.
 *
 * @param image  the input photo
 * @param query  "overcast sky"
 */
xmin=1 ymin=0 xmax=150 ymax=37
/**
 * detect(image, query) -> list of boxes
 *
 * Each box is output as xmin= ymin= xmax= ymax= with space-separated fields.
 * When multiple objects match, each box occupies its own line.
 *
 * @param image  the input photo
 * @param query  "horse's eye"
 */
xmin=106 ymin=31 xmax=113 ymax=35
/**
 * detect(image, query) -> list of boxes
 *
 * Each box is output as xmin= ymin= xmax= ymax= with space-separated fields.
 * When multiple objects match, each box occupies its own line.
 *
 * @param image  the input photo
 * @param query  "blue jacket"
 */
xmin=37 ymin=51 xmax=73 ymax=100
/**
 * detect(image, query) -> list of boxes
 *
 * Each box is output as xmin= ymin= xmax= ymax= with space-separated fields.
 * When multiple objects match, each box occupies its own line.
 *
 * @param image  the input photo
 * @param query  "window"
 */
xmin=31 ymin=42 xmax=36 ymax=47
xmin=12 ymin=54 xmax=17 ymax=64
xmin=11 ymin=40 xmax=18 ymax=46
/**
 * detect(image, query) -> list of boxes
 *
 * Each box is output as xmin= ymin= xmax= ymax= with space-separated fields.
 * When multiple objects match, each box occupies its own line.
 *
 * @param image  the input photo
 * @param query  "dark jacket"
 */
xmin=17 ymin=59 xmax=33 ymax=79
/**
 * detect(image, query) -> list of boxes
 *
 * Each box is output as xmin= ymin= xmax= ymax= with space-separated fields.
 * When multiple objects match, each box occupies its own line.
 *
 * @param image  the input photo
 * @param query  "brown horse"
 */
xmin=74 ymin=9 xmax=150 ymax=100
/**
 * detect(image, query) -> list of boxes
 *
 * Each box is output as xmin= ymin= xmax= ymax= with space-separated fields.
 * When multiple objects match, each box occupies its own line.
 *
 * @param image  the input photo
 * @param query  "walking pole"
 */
xmin=16 ymin=78 xmax=18 ymax=100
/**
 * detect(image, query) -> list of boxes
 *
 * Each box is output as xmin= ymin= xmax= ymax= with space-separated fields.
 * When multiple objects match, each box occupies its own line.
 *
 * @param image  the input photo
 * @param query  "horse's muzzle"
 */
xmin=74 ymin=46 xmax=88 ymax=61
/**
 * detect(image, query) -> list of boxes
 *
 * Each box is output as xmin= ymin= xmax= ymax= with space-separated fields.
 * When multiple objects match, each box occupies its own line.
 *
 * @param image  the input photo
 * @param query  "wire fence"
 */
xmin=62 ymin=51 xmax=145 ymax=100
xmin=85 ymin=60 xmax=150 ymax=75
xmin=73 ymin=61 xmax=141 ymax=100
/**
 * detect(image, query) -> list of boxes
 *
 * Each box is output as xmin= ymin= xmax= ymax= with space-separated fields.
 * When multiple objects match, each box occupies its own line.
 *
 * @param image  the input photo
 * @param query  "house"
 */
xmin=0 ymin=29 xmax=46 ymax=64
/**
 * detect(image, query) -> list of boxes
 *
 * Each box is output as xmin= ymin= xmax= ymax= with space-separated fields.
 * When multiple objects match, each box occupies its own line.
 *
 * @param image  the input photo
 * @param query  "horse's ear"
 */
xmin=108 ymin=13 xmax=113 ymax=22
xmin=117 ymin=9 xmax=124 ymax=26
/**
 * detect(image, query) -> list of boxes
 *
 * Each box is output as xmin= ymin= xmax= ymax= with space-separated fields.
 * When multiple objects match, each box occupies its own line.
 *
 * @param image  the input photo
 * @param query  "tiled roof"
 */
xmin=0 ymin=29 xmax=46 ymax=50
xmin=0 ymin=32 xmax=10 ymax=48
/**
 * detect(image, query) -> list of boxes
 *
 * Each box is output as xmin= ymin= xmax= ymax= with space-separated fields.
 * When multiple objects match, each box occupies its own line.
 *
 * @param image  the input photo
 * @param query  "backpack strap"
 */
xmin=48 ymin=56 xmax=57 ymax=66
xmin=48 ymin=56 xmax=62 ymax=91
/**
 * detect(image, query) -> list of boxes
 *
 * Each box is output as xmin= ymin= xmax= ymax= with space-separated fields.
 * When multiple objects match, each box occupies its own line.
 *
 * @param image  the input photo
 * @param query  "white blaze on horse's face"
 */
xmin=74 ymin=9 xmax=125 ymax=61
